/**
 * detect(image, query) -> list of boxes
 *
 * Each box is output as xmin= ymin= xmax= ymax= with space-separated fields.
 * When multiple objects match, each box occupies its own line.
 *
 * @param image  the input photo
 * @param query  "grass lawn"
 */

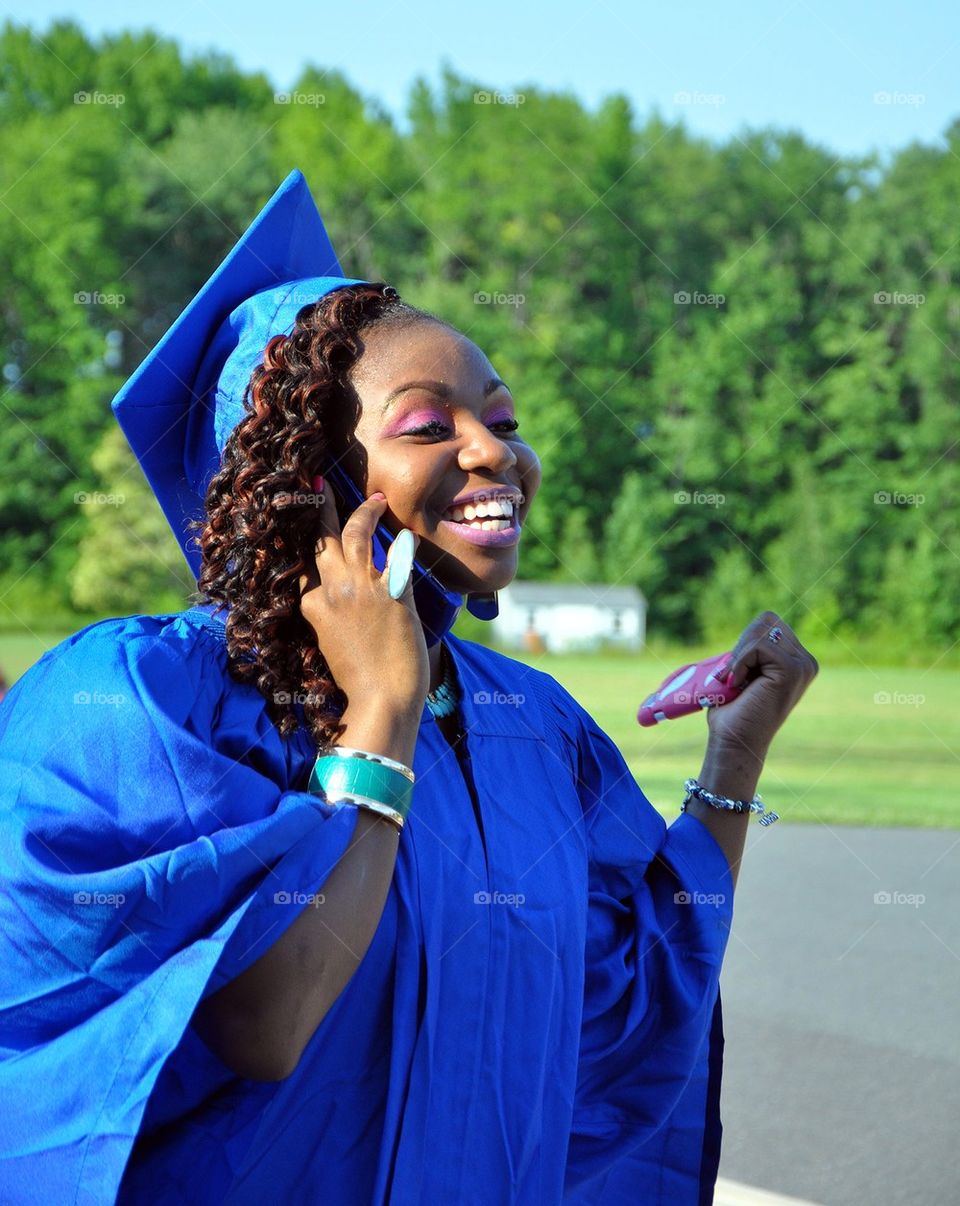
xmin=0 ymin=632 xmax=76 ymax=684
xmin=2 ymin=629 xmax=956 ymax=828
xmin=509 ymin=644 xmax=960 ymax=830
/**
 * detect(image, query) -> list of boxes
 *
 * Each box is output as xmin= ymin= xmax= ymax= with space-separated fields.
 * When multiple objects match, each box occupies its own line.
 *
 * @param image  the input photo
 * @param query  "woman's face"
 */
xmin=340 ymin=319 xmax=541 ymax=596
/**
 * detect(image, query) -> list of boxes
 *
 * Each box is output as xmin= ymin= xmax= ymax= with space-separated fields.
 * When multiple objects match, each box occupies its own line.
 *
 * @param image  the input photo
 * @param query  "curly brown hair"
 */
xmin=191 ymin=281 xmax=450 ymax=749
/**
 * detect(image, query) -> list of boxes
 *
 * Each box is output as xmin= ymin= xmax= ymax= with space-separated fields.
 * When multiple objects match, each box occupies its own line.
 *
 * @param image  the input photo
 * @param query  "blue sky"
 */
xmin=4 ymin=0 xmax=958 ymax=158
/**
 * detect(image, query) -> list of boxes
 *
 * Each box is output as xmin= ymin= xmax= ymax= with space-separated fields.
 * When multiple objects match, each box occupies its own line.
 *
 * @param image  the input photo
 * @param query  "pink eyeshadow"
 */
xmin=380 ymin=408 xmax=447 ymax=437
xmin=381 ymin=404 xmax=516 ymax=437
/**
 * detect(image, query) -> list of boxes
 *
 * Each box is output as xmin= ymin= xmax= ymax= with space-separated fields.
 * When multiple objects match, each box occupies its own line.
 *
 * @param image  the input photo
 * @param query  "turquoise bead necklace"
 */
xmin=426 ymin=642 xmax=460 ymax=720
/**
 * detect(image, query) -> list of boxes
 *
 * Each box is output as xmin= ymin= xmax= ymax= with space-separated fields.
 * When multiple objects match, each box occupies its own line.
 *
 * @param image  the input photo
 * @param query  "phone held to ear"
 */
xmin=637 ymin=650 xmax=742 ymax=726
xmin=314 ymin=464 xmax=464 ymax=647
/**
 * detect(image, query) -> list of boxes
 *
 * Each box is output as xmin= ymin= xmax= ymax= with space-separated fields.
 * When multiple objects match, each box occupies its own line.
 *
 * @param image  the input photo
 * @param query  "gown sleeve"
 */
xmin=0 ymin=614 xmax=360 ymax=1206
xmin=547 ymin=682 xmax=734 ymax=1205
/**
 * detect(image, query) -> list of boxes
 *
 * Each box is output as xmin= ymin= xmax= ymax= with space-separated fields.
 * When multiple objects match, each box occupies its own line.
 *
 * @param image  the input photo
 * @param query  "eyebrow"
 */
xmin=379 ymin=378 xmax=510 ymax=415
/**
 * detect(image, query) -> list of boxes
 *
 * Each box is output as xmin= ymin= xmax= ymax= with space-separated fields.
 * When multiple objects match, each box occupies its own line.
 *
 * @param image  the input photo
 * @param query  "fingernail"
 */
xmin=369 ymin=491 xmax=386 ymax=501
xmin=313 ymin=474 xmax=325 ymax=492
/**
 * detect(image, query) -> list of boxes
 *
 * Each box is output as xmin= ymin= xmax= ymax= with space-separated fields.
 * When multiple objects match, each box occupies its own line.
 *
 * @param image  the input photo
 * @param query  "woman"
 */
xmin=0 ymin=172 xmax=817 ymax=1204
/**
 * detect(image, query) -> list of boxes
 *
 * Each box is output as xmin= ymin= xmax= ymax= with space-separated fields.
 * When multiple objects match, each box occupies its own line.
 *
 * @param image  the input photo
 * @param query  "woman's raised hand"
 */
xmin=298 ymin=479 xmax=431 ymax=715
xmin=706 ymin=610 xmax=819 ymax=759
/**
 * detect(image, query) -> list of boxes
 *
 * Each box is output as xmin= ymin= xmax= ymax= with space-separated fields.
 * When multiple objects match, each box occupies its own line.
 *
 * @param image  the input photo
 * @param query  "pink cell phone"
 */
xmin=637 ymin=651 xmax=741 ymax=726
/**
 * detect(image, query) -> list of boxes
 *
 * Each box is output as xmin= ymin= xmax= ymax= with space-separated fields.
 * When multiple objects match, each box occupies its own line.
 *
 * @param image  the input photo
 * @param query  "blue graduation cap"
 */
xmin=111 ymin=169 xmax=488 ymax=643
xmin=111 ymin=168 xmax=367 ymax=579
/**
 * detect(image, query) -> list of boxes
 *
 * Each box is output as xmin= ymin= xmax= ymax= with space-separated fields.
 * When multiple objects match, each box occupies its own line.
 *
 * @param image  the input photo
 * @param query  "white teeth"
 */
xmin=448 ymin=496 xmax=516 ymax=521
xmin=460 ymin=517 xmax=510 ymax=531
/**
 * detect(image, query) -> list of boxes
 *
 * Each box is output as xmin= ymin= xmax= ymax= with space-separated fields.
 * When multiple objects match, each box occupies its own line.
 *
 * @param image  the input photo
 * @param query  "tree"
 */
xmin=69 ymin=425 xmax=193 ymax=615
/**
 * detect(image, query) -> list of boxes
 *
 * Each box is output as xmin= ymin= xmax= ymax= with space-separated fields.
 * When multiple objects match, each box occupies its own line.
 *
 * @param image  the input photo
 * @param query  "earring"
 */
xmin=466 ymin=591 xmax=499 ymax=620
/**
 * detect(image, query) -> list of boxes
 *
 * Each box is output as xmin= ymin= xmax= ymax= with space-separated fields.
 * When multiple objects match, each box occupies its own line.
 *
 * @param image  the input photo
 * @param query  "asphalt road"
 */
xmin=715 ymin=824 xmax=960 ymax=1206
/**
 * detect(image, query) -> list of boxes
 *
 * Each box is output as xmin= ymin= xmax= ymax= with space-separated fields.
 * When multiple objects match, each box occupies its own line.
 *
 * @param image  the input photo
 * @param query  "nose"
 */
xmin=457 ymin=415 xmax=518 ymax=474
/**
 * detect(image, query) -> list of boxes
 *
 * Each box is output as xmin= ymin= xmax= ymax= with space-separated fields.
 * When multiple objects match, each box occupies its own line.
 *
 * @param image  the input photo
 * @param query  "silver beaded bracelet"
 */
xmin=682 ymin=777 xmax=780 ymax=826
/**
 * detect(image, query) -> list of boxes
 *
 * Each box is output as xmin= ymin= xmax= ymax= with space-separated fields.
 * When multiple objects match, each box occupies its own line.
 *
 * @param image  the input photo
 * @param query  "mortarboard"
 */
xmin=111 ymin=168 xmax=367 ymax=579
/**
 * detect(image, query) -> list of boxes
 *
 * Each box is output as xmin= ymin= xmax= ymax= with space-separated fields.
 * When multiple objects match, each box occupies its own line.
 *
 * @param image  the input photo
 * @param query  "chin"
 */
xmin=479 ymin=558 xmax=520 ymax=593
xmin=422 ymin=543 xmax=519 ymax=597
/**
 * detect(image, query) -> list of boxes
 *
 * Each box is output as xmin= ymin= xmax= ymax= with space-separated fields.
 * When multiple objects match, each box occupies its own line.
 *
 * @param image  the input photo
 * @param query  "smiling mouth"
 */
xmin=442 ymin=494 xmax=522 ymax=532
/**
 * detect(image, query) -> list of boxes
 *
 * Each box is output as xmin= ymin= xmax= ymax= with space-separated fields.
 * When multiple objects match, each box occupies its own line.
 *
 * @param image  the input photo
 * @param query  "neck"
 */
xmin=427 ymin=639 xmax=446 ymax=695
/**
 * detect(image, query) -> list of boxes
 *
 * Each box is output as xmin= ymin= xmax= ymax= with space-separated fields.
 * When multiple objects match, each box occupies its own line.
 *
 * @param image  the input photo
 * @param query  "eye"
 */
xmin=404 ymin=418 xmax=451 ymax=437
xmin=405 ymin=417 xmax=521 ymax=438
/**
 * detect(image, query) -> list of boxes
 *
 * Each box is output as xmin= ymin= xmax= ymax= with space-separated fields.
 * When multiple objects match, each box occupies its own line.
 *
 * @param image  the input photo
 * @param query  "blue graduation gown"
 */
xmin=0 ymin=606 xmax=733 ymax=1204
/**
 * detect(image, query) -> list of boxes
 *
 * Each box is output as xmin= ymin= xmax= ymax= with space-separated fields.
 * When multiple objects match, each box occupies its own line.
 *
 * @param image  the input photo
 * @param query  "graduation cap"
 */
xmin=111 ymin=168 xmax=368 ymax=579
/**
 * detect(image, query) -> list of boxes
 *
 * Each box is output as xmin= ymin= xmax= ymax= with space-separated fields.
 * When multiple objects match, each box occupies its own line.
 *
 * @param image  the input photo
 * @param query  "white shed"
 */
xmin=493 ymin=581 xmax=646 ymax=654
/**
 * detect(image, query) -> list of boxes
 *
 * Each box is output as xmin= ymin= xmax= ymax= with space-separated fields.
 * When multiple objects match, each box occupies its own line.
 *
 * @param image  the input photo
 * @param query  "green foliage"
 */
xmin=68 ymin=426 xmax=193 ymax=616
xmin=1 ymin=22 xmax=957 ymax=659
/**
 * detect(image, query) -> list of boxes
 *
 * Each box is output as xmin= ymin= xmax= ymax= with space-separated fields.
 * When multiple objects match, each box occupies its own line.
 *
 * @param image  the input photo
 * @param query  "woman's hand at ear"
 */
xmin=195 ymin=486 xmax=433 ymax=1083
xmin=298 ymin=484 xmax=431 ymax=716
